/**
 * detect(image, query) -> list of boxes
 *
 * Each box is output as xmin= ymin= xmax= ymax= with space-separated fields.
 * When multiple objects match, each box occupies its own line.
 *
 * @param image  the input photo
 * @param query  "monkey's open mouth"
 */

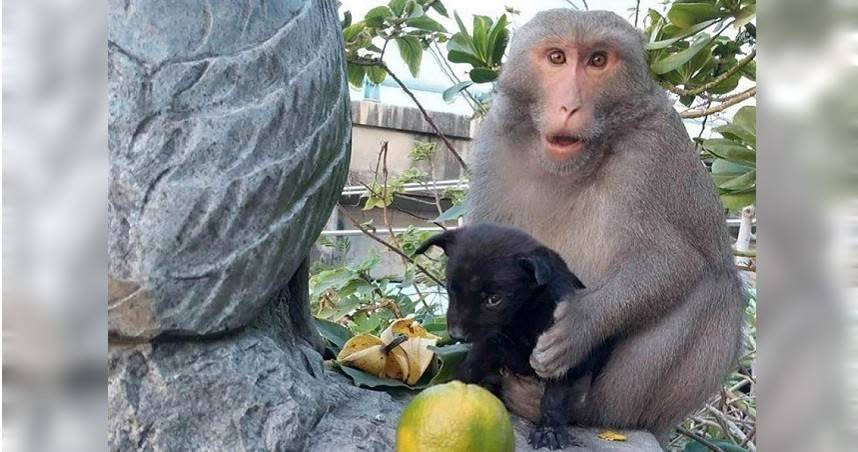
xmin=547 ymin=134 xmax=585 ymax=147
xmin=544 ymin=134 xmax=587 ymax=160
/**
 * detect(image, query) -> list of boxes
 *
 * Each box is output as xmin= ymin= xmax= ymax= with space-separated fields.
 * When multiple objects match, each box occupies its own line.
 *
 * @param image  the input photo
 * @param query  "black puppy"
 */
xmin=415 ymin=223 xmax=606 ymax=450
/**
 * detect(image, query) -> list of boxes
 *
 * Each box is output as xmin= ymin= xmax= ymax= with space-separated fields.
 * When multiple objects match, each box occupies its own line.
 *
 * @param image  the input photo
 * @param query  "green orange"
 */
xmin=396 ymin=381 xmax=515 ymax=452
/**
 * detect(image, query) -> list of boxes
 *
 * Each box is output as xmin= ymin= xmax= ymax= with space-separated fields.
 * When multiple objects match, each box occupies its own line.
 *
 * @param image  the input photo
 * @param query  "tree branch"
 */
xmin=336 ymin=204 xmax=446 ymax=288
xmin=680 ymin=87 xmax=756 ymax=118
xmin=666 ymin=50 xmax=756 ymax=97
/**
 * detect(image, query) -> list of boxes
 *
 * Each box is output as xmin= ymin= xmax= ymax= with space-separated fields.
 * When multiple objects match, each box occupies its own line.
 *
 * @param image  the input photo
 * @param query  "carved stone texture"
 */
xmin=107 ymin=0 xmax=350 ymax=338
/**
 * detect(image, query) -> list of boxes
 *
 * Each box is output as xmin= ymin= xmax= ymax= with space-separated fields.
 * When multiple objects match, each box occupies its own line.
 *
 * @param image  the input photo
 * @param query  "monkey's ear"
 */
xmin=414 ymin=230 xmax=458 ymax=256
xmin=517 ymin=249 xmax=553 ymax=287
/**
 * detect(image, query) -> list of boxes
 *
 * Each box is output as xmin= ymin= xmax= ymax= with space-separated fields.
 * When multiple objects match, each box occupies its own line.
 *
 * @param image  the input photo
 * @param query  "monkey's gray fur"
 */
xmin=467 ymin=9 xmax=747 ymax=440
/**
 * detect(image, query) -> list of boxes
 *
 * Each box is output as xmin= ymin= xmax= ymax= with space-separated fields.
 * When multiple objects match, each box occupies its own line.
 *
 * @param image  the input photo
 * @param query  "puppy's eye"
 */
xmin=588 ymin=51 xmax=608 ymax=68
xmin=485 ymin=294 xmax=503 ymax=307
xmin=547 ymin=49 xmax=566 ymax=65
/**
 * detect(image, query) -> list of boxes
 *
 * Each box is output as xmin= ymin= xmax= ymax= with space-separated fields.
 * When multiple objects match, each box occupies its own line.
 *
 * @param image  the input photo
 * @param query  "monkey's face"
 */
xmin=526 ymin=41 xmax=620 ymax=163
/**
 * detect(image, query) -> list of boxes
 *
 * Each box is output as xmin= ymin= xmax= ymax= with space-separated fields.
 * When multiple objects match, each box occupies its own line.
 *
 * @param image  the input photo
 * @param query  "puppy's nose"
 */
xmin=448 ymin=326 xmax=468 ymax=342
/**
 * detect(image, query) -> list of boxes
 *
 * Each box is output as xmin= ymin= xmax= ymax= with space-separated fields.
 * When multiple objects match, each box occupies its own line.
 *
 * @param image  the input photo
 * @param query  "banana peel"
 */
xmin=336 ymin=318 xmax=441 ymax=385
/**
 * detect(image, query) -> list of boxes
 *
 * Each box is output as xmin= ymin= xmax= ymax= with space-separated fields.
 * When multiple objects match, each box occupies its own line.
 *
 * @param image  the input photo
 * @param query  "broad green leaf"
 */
xmin=342 ymin=22 xmax=366 ymax=41
xmin=389 ymin=0 xmax=406 ymax=17
xmin=428 ymin=0 xmax=449 ymax=17
xmin=740 ymin=60 xmax=756 ymax=80
xmin=472 ymin=15 xmax=492 ymax=61
xmin=703 ymin=138 xmax=755 ymax=165
xmin=487 ymin=14 xmax=509 ymax=66
xmin=366 ymin=65 xmax=387 ymax=84
xmin=314 ymin=317 xmax=353 ymax=351
xmin=433 ymin=203 xmax=466 ymax=222
xmin=714 ymin=124 xmax=755 ymax=146
xmin=469 ymin=67 xmax=498 ymax=83
xmin=312 ymin=267 xmax=357 ymax=293
xmin=453 ymin=11 xmax=472 ymax=46
xmin=427 ymin=343 xmax=472 ymax=385
xmin=668 ymin=2 xmax=722 ymax=28
xmin=442 ymin=81 xmax=473 ymax=102
xmin=651 ymin=33 xmax=712 ymax=74
xmin=346 ymin=63 xmax=366 ymax=88
xmin=447 ymin=33 xmax=474 ymax=54
xmin=710 ymin=158 xmax=753 ymax=186
xmin=732 ymin=106 xmax=756 ymax=132
xmin=396 ymin=36 xmax=423 ymax=76
xmin=447 ymin=49 xmax=484 ymax=67
xmin=365 ymin=6 xmax=393 ymax=28
xmin=406 ymin=16 xmax=447 ymax=32
xmin=719 ymin=169 xmax=756 ymax=191
xmin=708 ymin=71 xmax=741 ymax=95
xmin=645 ymin=18 xmax=719 ymax=49
xmin=405 ymin=0 xmax=424 ymax=19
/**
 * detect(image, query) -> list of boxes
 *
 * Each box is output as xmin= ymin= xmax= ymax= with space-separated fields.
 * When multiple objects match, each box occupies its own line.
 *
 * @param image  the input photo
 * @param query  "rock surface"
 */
xmin=107 ymin=1 xmax=662 ymax=450
xmin=107 ymin=0 xmax=350 ymax=339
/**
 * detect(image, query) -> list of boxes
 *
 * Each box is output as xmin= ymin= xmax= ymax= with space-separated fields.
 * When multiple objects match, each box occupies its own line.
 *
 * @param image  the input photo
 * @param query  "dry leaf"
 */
xmin=336 ymin=319 xmax=440 ymax=384
xmin=597 ymin=430 xmax=627 ymax=441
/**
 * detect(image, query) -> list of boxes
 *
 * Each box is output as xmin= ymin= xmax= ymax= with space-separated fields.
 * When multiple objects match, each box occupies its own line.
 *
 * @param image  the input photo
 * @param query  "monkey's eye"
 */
xmin=588 ymin=51 xmax=608 ymax=68
xmin=485 ymin=294 xmax=503 ymax=307
xmin=547 ymin=49 xmax=566 ymax=65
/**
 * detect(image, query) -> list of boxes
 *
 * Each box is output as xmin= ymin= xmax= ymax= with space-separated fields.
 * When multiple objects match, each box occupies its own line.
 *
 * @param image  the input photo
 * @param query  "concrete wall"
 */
xmin=310 ymin=100 xmax=472 ymax=277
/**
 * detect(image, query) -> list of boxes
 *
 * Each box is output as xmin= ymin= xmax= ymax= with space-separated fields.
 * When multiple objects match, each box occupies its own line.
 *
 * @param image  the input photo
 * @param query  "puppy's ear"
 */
xmin=516 ymin=248 xmax=553 ymax=287
xmin=414 ymin=229 xmax=458 ymax=256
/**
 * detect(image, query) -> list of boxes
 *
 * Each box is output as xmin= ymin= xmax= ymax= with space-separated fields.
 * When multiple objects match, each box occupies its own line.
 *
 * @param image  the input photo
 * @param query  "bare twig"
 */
xmin=681 ymin=87 xmax=756 ymax=118
xmin=676 ymin=426 xmax=725 ymax=452
xmin=634 ymin=0 xmax=641 ymax=28
xmin=666 ymin=50 xmax=756 ymax=97
xmin=336 ymin=204 xmax=446 ymax=288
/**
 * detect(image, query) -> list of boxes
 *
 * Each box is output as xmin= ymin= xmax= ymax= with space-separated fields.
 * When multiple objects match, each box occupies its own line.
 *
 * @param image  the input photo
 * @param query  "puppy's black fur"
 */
xmin=415 ymin=223 xmax=607 ymax=450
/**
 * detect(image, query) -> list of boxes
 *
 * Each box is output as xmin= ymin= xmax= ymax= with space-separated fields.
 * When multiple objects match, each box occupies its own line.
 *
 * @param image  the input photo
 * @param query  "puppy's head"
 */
xmin=415 ymin=223 xmax=562 ymax=342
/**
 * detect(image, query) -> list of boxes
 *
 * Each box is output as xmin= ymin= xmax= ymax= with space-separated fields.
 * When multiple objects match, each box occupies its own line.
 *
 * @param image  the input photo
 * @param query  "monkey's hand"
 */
xmin=530 ymin=301 xmax=597 ymax=379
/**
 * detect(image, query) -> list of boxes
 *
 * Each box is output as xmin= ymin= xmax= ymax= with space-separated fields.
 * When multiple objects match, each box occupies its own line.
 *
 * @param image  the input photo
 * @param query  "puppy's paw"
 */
xmin=527 ymin=425 xmax=572 ymax=450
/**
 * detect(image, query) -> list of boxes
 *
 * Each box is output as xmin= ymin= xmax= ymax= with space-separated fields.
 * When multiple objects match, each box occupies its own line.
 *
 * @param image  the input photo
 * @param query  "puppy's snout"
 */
xmin=448 ymin=325 xmax=468 ymax=342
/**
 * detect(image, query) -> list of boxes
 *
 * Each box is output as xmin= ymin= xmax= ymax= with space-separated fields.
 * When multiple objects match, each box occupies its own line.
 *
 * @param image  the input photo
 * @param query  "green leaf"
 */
xmin=719 ymin=169 xmax=756 ymax=191
xmin=469 ymin=67 xmax=498 ymax=83
xmin=433 ymin=203 xmax=466 ymax=222
xmin=389 ymin=0 xmax=406 ymax=16
xmin=732 ymin=105 xmax=756 ymax=132
xmin=428 ymin=0 xmax=449 ymax=17
xmin=714 ymin=124 xmax=754 ymax=146
xmin=341 ymin=11 xmax=352 ymax=28
xmin=428 ymin=343 xmax=472 ymax=385
xmin=442 ymin=81 xmax=473 ymax=102
xmin=366 ymin=65 xmax=387 ymax=84
xmin=645 ymin=18 xmax=719 ymax=49
xmin=447 ymin=49 xmax=484 ymax=66
xmin=346 ymin=64 xmax=365 ymax=88
xmin=405 ymin=0 xmax=424 ymax=19
xmin=396 ymin=36 xmax=423 ymax=76
xmin=710 ymin=158 xmax=753 ymax=186
xmin=312 ymin=267 xmax=357 ymax=293
xmin=365 ymin=6 xmax=393 ymax=28
xmin=336 ymin=363 xmax=414 ymax=389
xmin=720 ymin=191 xmax=755 ymax=212
xmin=342 ymin=22 xmax=366 ymax=41
xmin=486 ymin=14 xmax=509 ymax=66
xmin=651 ymin=33 xmax=712 ymax=74
xmin=668 ymin=2 xmax=722 ymax=28
xmin=314 ymin=317 xmax=353 ymax=351
xmin=684 ymin=439 xmax=748 ymax=452
xmin=740 ymin=60 xmax=756 ymax=80
xmin=472 ymin=15 xmax=492 ymax=61
xmin=703 ymin=139 xmax=755 ymax=165
xmin=406 ymin=16 xmax=447 ymax=32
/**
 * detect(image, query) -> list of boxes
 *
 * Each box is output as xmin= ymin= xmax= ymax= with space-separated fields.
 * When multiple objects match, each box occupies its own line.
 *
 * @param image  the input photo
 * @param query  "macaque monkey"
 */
xmin=416 ymin=223 xmax=607 ymax=449
xmin=466 ymin=9 xmax=746 ymax=439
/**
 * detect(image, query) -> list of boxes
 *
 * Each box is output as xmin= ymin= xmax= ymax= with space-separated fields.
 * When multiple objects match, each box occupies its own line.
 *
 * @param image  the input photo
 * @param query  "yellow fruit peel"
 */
xmin=597 ymin=430 xmax=627 ymax=441
xmin=336 ymin=319 xmax=440 ymax=384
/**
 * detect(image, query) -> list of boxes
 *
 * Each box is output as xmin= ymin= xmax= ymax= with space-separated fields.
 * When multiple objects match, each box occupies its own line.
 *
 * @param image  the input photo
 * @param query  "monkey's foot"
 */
xmin=528 ymin=425 xmax=577 ymax=450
